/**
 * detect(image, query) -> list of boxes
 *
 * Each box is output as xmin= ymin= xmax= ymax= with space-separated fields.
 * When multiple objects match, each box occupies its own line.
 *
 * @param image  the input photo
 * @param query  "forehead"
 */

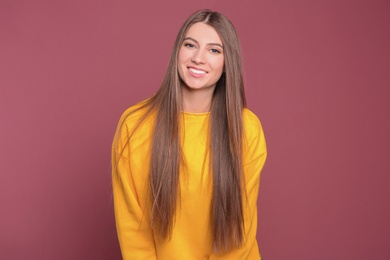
xmin=185 ymin=22 xmax=222 ymax=44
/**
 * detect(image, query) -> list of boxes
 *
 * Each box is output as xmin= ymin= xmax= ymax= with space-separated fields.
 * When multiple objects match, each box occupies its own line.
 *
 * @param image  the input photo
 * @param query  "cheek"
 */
xmin=178 ymin=50 xmax=186 ymax=72
xmin=177 ymin=56 xmax=185 ymax=80
xmin=213 ymin=58 xmax=224 ymax=74
xmin=178 ymin=48 xmax=190 ymax=64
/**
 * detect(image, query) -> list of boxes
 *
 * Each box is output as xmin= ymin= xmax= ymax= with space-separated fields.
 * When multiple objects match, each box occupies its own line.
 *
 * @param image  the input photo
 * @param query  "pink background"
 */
xmin=1 ymin=1 xmax=389 ymax=259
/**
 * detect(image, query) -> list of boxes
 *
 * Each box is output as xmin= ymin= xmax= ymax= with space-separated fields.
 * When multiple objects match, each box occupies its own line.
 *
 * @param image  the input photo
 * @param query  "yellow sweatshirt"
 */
xmin=112 ymin=102 xmax=267 ymax=260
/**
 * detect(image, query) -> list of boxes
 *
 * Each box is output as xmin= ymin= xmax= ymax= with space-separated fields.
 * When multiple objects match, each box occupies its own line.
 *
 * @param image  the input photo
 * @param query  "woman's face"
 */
xmin=178 ymin=22 xmax=224 ymax=92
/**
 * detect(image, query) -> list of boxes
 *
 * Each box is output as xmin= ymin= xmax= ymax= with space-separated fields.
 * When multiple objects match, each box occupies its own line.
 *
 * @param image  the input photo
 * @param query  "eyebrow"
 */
xmin=183 ymin=37 xmax=224 ymax=48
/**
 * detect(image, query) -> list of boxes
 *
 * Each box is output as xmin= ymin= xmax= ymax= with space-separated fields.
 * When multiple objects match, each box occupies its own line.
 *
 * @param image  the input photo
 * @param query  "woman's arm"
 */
xmin=112 ymin=118 xmax=157 ymax=260
xmin=210 ymin=109 xmax=267 ymax=260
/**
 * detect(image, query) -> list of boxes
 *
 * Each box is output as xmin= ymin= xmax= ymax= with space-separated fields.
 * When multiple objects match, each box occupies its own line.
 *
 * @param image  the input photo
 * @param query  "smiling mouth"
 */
xmin=188 ymin=67 xmax=207 ymax=75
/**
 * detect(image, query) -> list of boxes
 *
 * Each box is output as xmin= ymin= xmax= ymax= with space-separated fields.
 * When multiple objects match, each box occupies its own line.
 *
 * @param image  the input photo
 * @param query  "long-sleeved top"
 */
xmin=112 ymin=103 xmax=267 ymax=259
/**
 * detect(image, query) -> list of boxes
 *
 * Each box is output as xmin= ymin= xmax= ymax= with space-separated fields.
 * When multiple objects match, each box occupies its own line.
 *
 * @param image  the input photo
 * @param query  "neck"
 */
xmin=181 ymin=85 xmax=215 ymax=113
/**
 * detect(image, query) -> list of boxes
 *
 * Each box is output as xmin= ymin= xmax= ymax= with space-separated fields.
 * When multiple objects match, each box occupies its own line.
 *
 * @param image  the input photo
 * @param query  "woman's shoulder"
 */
xmin=118 ymin=99 xmax=154 ymax=130
xmin=242 ymin=108 xmax=267 ymax=159
xmin=243 ymin=108 xmax=262 ymax=129
xmin=242 ymin=108 xmax=266 ymax=141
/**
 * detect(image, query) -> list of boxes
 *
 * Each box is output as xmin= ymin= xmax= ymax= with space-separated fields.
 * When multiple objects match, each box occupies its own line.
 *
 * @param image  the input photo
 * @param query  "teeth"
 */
xmin=189 ymin=68 xmax=206 ymax=74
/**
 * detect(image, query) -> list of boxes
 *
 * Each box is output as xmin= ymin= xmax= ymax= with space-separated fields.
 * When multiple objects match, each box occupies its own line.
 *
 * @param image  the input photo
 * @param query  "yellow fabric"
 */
xmin=112 ymin=102 xmax=267 ymax=260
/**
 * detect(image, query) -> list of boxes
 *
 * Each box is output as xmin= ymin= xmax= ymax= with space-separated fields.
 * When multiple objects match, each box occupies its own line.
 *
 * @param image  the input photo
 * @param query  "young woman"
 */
xmin=112 ymin=10 xmax=267 ymax=259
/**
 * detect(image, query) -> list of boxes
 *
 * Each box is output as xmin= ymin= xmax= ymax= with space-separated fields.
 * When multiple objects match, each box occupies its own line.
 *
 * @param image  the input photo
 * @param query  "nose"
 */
xmin=191 ymin=49 xmax=205 ymax=64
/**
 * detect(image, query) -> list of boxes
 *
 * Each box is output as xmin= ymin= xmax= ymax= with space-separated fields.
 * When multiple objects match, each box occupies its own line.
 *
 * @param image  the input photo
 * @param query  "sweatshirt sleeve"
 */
xmin=210 ymin=109 xmax=267 ymax=260
xmin=112 ymin=117 xmax=157 ymax=260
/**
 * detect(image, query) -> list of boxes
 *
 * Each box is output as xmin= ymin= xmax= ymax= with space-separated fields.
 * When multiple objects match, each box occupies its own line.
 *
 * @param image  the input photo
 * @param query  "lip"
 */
xmin=187 ymin=66 xmax=207 ymax=78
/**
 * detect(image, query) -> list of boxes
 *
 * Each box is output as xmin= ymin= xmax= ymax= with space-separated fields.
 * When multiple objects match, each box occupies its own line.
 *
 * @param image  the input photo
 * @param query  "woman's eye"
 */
xmin=184 ymin=43 xmax=195 ymax=48
xmin=210 ymin=49 xmax=221 ymax=54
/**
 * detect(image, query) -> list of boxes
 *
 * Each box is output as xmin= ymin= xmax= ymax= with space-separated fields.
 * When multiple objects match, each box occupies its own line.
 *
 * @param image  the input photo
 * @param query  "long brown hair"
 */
xmin=113 ymin=9 xmax=247 ymax=253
